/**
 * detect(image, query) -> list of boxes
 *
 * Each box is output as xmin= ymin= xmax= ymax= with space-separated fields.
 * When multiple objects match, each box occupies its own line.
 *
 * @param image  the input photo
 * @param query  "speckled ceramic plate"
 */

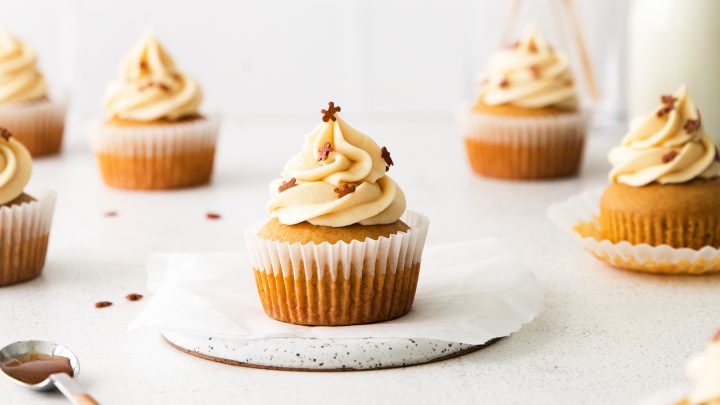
xmin=162 ymin=332 xmax=503 ymax=371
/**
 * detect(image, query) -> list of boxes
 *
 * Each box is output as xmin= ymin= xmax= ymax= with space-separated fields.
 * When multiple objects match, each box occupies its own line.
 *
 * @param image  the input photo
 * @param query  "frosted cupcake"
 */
xmin=601 ymin=86 xmax=720 ymax=250
xmin=245 ymin=102 xmax=429 ymax=326
xmin=89 ymin=31 xmax=219 ymax=190
xmin=0 ymin=128 xmax=56 ymax=286
xmin=676 ymin=332 xmax=720 ymax=405
xmin=460 ymin=27 xmax=588 ymax=179
xmin=0 ymin=27 xmax=67 ymax=156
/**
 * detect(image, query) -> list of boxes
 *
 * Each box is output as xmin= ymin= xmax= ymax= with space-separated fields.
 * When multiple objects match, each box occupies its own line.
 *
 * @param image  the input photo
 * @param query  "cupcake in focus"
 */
xmin=676 ymin=331 xmax=720 ymax=405
xmin=89 ymin=30 xmax=219 ymax=190
xmin=601 ymin=86 xmax=720 ymax=250
xmin=459 ymin=27 xmax=588 ymax=180
xmin=244 ymin=102 xmax=429 ymax=326
xmin=0 ymin=27 xmax=67 ymax=157
xmin=0 ymin=128 xmax=56 ymax=286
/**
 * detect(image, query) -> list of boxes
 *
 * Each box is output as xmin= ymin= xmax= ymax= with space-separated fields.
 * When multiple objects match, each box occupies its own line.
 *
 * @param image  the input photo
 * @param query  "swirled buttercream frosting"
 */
xmin=103 ymin=30 xmax=202 ymax=122
xmin=685 ymin=333 xmax=720 ymax=405
xmin=0 ymin=27 xmax=47 ymax=104
xmin=0 ymin=128 xmax=32 ymax=205
xmin=267 ymin=102 xmax=406 ymax=227
xmin=477 ymin=27 xmax=577 ymax=110
xmin=609 ymin=86 xmax=720 ymax=187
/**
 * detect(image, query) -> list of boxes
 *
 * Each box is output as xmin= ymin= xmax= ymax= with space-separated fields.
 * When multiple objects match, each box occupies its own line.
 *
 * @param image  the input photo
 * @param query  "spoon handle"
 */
xmin=51 ymin=373 xmax=100 ymax=405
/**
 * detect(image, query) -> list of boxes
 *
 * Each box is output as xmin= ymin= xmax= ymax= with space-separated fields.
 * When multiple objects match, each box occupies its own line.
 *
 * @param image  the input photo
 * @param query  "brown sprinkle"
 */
xmin=158 ymin=83 xmax=170 ymax=92
xmin=95 ymin=301 xmax=112 ymax=309
xmin=206 ymin=212 xmax=221 ymax=220
xmin=0 ymin=127 xmax=11 ymax=141
xmin=321 ymin=101 xmax=341 ymax=122
xmin=662 ymin=150 xmax=678 ymax=164
xmin=317 ymin=142 xmax=333 ymax=161
xmin=499 ymin=78 xmax=510 ymax=88
xmin=714 ymin=329 xmax=720 ymax=342
xmin=529 ymin=65 xmax=541 ymax=79
xmin=278 ymin=177 xmax=297 ymax=192
xmin=334 ymin=183 xmax=356 ymax=198
xmin=684 ymin=109 xmax=702 ymax=134
xmin=126 ymin=293 xmax=143 ymax=301
xmin=381 ymin=146 xmax=394 ymax=168
xmin=527 ymin=40 xmax=538 ymax=53
xmin=104 ymin=211 xmax=118 ymax=217
xmin=656 ymin=94 xmax=677 ymax=117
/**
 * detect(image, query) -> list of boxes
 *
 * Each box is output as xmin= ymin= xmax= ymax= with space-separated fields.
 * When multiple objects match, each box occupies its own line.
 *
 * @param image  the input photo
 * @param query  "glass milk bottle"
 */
xmin=628 ymin=0 xmax=720 ymax=140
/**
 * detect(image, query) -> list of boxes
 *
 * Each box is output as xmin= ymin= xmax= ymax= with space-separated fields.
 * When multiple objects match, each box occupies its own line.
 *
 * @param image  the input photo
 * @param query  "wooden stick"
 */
xmin=562 ymin=0 xmax=600 ymax=101
xmin=501 ymin=0 xmax=523 ymax=46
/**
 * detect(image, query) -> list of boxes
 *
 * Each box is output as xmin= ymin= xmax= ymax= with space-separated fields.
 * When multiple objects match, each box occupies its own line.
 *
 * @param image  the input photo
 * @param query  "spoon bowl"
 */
xmin=0 ymin=340 xmax=80 ymax=391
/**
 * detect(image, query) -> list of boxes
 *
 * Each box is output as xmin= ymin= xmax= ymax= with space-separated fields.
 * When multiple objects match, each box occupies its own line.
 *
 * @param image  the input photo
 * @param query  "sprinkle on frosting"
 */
xmin=0 ymin=127 xmax=32 ymax=205
xmin=608 ymin=86 xmax=720 ymax=186
xmin=278 ymin=178 xmax=297 ymax=192
xmin=266 ymin=102 xmax=406 ymax=227
xmin=102 ymin=30 xmax=202 ymax=122
xmin=317 ymin=142 xmax=333 ymax=161
xmin=321 ymin=101 xmax=341 ymax=122
xmin=685 ymin=334 xmax=720 ymax=405
xmin=476 ymin=26 xmax=578 ymax=110
xmin=381 ymin=146 xmax=393 ymax=168
xmin=0 ymin=27 xmax=47 ymax=104
xmin=334 ymin=183 xmax=356 ymax=198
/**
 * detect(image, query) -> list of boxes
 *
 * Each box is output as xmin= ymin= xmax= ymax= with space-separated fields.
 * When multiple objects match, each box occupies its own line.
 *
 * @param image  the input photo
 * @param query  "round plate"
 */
xmin=163 ymin=332 xmax=503 ymax=371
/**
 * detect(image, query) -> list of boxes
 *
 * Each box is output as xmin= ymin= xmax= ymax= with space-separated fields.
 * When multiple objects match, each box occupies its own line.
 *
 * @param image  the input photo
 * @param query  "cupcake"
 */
xmin=0 ymin=27 xmax=67 ymax=157
xmin=600 ymin=86 xmax=720 ymax=250
xmin=89 ymin=30 xmax=219 ymax=190
xmin=244 ymin=102 xmax=429 ymax=326
xmin=0 ymin=128 xmax=56 ymax=286
xmin=459 ymin=27 xmax=588 ymax=180
xmin=676 ymin=331 xmax=720 ymax=405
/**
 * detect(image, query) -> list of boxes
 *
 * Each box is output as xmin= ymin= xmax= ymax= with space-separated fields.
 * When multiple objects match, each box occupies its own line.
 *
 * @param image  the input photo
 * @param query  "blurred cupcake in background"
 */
xmin=89 ymin=30 xmax=219 ymax=190
xmin=676 ymin=331 xmax=720 ymax=405
xmin=459 ymin=27 xmax=588 ymax=180
xmin=0 ymin=27 xmax=67 ymax=157
xmin=0 ymin=128 xmax=56 ymax=286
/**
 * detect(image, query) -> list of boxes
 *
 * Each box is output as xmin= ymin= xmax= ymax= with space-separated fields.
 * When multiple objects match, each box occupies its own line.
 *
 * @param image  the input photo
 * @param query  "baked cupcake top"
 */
xmin=476 ymin=27 xmax=577 ymax=111
xmin=103 ymin=30 xmax=202 ymax=122
xmin=0 ymin=27 xmax=47 ymax=104
xmin=684 ymin=332 xmax=720 ymax=405
xmin=609 ymin=86 xmax=720 ymax=187
xmin=267 ymin=102 xmax=406 ymax=227
xmin=0 ymin=128 xmax=32 ymax=205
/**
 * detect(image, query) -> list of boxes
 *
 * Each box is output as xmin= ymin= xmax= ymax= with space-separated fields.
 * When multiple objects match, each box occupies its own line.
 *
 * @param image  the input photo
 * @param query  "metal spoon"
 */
xmin=0 ymin=340 xmax=99 ymax=405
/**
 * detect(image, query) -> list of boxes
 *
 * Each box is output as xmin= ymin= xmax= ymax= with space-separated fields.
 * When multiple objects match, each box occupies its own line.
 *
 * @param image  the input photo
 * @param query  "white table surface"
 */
xmin=1 ymin=118 xmax=716 ymax=405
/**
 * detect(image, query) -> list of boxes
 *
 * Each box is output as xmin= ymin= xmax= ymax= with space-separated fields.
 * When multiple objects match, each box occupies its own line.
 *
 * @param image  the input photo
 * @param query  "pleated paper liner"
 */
xmin=244 ymin=211 xmax=430 ymax=326
xmin=0 ymin=192 xmax=57 ymax=286
xmin=547 ymin=188 xmax=720 ymax=275
xmin=88 ymin=115 xmax=220 ymax=190
xmin=458 ymin=106 xmax=589 ymax=180
xmin=0 ymin=95 xmax=68 ymax=157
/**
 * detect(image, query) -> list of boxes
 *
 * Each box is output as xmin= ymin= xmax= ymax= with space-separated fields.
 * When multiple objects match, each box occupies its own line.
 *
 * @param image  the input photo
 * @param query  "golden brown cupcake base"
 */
xmin=464 ymin=137 xmax=584 ymax=180
xmin=96 ymin=149 xmax=215 ymax=190
xmin=254 ymin=262 xmax=420 ymax=326
xmin=600 ymin=179 xmax=720 ymax=249
xmin=0 ymin=235 xmax=49 ymax=287
xmin=258 ymin=218 xmax=410 ymax=244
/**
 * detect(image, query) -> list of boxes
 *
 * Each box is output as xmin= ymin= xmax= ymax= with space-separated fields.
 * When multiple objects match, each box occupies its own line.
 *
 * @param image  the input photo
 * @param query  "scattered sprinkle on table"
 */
xmin=95 ymin=301 xmax=112 ymax=308
xmin=126 ymin=293 xmax=143 ymax=301
xmin=206 ymin=212 xmax=221 ymax=220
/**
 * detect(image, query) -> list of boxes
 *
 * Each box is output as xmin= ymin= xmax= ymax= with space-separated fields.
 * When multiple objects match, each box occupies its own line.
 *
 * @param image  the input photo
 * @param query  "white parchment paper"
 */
xmin=128 ymin=238 xmax=543 ymax=345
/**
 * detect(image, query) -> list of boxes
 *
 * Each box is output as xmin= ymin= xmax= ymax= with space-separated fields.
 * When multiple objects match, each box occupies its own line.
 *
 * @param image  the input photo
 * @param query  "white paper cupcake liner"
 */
xmin=244 ymin=211 xmax=429 ymax=280
xmin=547 ymin=188 xmax=720 ymax=274
xmin=0 ymin=95 xmax=68 ymax=156
xmin=457 ymin=104 xmax=590 ymax=145
xmin=0 ymin=192 xmax=57 ymax=286
xmin=88 ymin=114 xmax=220 ymax=157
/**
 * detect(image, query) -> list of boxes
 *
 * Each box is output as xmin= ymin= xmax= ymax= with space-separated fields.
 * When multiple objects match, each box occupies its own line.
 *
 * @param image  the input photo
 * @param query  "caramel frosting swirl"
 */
xmin=267 ymin=104 xmax=406 ymax=227
xmin=685 ymin=335 xmax=720 ymax=405
xmin=103 ymin=30 xmax=202 ymax=122
xmin=609 ymin=86 xmax=720 ymax=186
xmin=0 ymin=129 xmax=32 ymax=205
xmin=477 ymin=27 xmax=577 ymax=110
xmin=0 ymin=27 xmax=47 ymax=104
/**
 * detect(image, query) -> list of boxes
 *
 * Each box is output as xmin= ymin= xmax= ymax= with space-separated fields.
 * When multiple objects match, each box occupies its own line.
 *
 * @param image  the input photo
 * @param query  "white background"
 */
xmin=3 ymin=0 xmax=627 ymax=137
